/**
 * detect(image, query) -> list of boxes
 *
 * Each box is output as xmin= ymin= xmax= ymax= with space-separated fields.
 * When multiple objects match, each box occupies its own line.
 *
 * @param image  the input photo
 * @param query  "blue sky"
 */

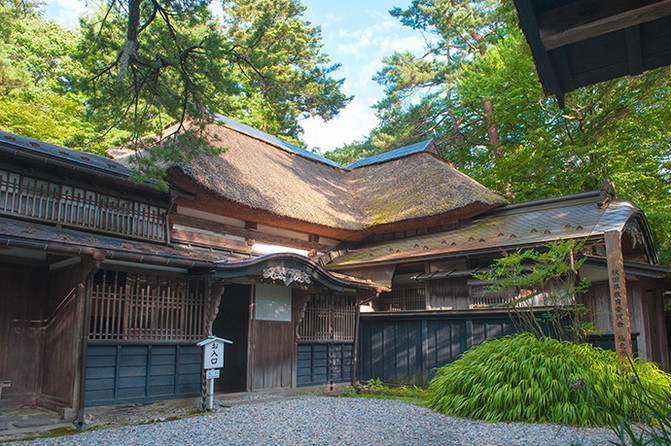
xmin=41 ymin=0 xmax=425 ymax=152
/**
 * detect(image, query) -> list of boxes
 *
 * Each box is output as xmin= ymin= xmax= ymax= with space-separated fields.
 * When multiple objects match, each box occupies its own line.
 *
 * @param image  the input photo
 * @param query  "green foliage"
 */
xmin=74 ymin=0 xmax=350 ymax=159
xmin=427 ymin=333 xmax=671 ymax=426
xmin=611 ymin=381 xmax=671 ymax=445
xmin=475 ymin=239 xmax=592 ymax=343
xmin=0 ymin=0 xmax=103 ymax=150
xmin=343 ymin=379 xmax=428 ymax=406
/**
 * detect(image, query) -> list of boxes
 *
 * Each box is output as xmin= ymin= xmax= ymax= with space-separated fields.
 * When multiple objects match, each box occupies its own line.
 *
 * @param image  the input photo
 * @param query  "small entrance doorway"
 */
xmin=212 ymin=284 xmax=250 ymax=392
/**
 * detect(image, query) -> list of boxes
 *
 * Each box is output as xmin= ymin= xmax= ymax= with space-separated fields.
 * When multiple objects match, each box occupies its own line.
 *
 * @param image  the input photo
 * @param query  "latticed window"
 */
xmin=377 ymin=287 xmax=426 ymax=311
xmin=297 ymin=294 xmax=356 ymax=342
xmin=89 ymin=270 xmax=206 ymax=342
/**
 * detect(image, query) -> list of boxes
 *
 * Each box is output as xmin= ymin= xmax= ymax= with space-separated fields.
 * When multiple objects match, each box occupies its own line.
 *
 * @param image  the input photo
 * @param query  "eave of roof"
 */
xmin=326 ymin=193 xmax=646 ymax=269
xmin=0 ymin=131 xmax=131 ymax=178
xmin=0 ymin=216 xmax=219 ymax=268
xmin=214 ymin=252 xmax=388 ymax=291
xmin=582 ymin=255 xmax=671 ymax=280
xmin=513 ymin=0 xmax=671 ymax=106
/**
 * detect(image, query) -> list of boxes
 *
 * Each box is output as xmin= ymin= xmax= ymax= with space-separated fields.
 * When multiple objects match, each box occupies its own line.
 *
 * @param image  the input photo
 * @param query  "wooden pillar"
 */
xmin=205 ymin=278 xmax=225 ymax=336
xmin=605 ymin=231 xmax=633 ymax=359
xmin=351 ymin=298 xmax=361 ymax=385
xmin=76 ymin=251 xmax=105 ymax=426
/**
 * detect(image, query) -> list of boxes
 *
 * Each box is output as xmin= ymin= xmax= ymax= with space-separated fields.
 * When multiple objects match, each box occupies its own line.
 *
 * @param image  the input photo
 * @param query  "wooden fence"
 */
xmin=357 ymin=311 xmax=638 ymax=386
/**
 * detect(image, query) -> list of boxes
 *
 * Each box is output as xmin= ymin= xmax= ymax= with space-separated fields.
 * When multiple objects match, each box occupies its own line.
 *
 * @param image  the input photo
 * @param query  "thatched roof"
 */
xmin=111 ymin=117 xmax=506 ymax=235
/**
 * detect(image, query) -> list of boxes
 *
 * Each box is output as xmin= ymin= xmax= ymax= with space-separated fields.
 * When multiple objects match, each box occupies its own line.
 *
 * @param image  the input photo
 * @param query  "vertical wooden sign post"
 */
xmin=197 ymin=336 xmax=232 ymax=410
xmin=604 ymin=231 xmax=633 ymax=360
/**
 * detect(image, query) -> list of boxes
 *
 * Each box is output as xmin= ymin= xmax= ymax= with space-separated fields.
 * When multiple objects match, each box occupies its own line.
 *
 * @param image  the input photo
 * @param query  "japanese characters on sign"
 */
xmin=605 ymin=231 xmax=632 ymax=359
xmin=196 ymin=336 xmax=232 ymax=370
xmin=204 ymin=341 xmax=224 ymax=369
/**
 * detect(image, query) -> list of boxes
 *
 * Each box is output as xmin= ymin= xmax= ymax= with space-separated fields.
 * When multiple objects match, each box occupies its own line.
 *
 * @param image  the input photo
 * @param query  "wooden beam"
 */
xmin=514 ymin=0 xmax=565 ymax=104
xmin=604 ymin=231 xmax=634 ymax=360
xmin=48 ymin=256 xmax=81 ymax=272
xmin=171 ymin=214 xmax=332 ymax=252
xmin=171 ymin=227 xmax=252 ymax=253
xmin=540 ymin=0 xmax=671 ymax=50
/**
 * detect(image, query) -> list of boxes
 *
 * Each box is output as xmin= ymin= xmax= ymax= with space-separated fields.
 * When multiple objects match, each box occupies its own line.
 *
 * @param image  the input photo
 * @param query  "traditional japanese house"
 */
xmin=132 ymin=115 xmax=506 ymax=392
xmin=0 ymin=131 xmax=226 ymax=416
xmin=0 ymin=128 xmax=382 ymax=414
xmin=1 ymin=114 xmax=669 ymax=416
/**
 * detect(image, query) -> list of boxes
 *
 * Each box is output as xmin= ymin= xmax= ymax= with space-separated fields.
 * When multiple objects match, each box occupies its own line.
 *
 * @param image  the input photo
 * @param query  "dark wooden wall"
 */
xmin=0 ymin=263 xmax=48 ymax=406
xmin=427 ymin=278 xmax=470 ymax=310
xmin=357 ymin=311 xmax=642 ymax=386
xmin=296 ymin=343 xmax=353 ymax=387
xmin=85 ymin=344 xmax=201 ymax=406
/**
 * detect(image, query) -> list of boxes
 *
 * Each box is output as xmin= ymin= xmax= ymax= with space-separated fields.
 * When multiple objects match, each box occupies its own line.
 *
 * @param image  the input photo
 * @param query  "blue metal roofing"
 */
xmin=0 ymin=131 xmax=131 ymax=177
xmin=214 ymin=115 xmax=438 ymax=170
xmin=345 ymin=140 xmax=435 ymax=169
xmin=214 ymin=114 xmax=345 ymax=169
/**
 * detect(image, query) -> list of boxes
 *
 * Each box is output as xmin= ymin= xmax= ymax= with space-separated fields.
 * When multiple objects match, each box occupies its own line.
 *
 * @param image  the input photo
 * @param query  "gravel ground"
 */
xmin=3 ymin=396 xmax=620 ymax=446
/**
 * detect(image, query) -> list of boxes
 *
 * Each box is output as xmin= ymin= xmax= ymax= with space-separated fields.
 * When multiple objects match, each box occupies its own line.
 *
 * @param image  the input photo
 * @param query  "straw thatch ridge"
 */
xmin=158 ymin=119 xmax=506 ymax=234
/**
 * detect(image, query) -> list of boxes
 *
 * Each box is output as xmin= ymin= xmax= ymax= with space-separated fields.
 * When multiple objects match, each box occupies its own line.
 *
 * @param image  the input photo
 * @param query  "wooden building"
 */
xmin=1 ymin=115 xmax=669 ymax=415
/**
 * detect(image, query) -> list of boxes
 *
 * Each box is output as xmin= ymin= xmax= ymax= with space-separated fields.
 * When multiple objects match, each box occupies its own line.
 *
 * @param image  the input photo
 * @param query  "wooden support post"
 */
xmin=605 ymin=231 xmax=633 ymax=359
xmin=205 ymin=279 xmax=225 ymax=336
xmin=351 ymin=300 xmax=361 ymax=385
xmin=76 ymin=251 xmax=105 ymax=428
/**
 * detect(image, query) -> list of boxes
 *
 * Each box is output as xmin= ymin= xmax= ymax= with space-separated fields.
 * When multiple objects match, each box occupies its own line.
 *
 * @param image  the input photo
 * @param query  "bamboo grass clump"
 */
xmin=428 ymin=333 xmax=671 ymax=426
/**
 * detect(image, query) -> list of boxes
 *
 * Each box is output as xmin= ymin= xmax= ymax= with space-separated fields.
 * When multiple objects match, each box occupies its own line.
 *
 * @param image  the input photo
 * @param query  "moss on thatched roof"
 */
xmin=116 ymin=119 xmax=506 ymax=233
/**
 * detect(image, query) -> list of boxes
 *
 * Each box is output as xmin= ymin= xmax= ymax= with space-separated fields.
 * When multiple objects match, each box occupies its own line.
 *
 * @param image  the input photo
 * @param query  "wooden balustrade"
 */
xmin=0 ymin=172 xmax=166 ymax=241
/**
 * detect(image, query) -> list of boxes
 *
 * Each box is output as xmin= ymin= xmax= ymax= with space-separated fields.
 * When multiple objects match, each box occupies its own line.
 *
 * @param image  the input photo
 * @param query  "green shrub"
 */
xmin=427 ymin=333 xmax=671 ymax=426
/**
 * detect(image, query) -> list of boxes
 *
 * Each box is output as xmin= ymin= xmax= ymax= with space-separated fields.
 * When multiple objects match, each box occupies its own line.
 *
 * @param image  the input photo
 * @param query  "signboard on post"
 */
xmin=197 ymin=336 xmax=232 ymax=410
xmin=604 ymin=231 xmax=633 ymax=359
xmin=200 ymin=337 xmax=230 ymax=369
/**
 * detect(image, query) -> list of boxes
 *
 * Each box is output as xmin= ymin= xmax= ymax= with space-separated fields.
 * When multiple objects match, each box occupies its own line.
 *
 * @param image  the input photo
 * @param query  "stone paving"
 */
xmin=0 ymin=408 xmax=71 ymax=443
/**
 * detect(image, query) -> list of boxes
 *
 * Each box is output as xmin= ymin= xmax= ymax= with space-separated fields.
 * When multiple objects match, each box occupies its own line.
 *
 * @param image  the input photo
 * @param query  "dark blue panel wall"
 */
xmin=296 ymin=343 xmax=353 ymax=387
xmin=358 ymin=312 xmax=638 ymax=387
xmin=85 ymin=343 xmax=201 ymax=406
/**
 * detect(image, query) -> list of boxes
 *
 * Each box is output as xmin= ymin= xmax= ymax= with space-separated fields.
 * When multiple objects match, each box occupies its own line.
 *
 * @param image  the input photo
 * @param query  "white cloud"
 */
xmin=301 ymin=7 xmax=430 ymax=153
xmin=301 ymin=98 xmax=379 ymax=153
xmin=42 ymin=0 xmax=89 ymax=28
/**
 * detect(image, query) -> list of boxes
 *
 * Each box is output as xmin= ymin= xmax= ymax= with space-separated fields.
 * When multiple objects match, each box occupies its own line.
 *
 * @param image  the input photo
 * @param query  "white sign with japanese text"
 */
xmin=197 ymin=336 xmax=232 ymax=370
xmin=203 ymin=340 xmax=224 ymax=369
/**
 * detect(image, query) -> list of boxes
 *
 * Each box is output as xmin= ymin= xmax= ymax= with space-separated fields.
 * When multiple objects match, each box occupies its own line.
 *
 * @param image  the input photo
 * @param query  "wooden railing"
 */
xmin=470 ymin=284 xmax=515 ymax=307
xmin=89 ymin=272 xmax=205 ymax=342
xmin=0 ymin=172 xmax=166 ymax=241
